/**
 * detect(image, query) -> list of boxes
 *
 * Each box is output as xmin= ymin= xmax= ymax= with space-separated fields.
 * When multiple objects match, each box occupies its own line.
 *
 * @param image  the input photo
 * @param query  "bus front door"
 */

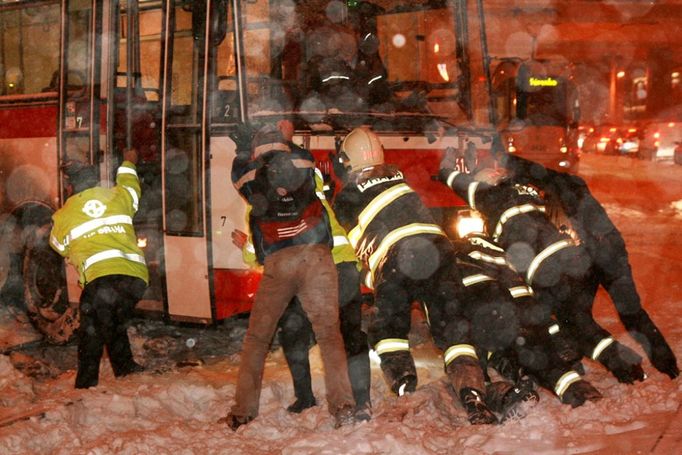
xmin=159 ymin=1 xmax=213 ymax=323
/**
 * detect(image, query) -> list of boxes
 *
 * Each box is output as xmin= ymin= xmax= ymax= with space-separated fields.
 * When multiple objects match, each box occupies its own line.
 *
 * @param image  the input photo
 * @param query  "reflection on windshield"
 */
xmin=243 ymin=0 xmax=466 ymax=129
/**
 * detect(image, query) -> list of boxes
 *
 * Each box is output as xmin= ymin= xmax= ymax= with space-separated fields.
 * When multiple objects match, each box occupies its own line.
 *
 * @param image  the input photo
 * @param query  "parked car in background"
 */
xmin=581 ymin=122 xmax=681 ymax=162
xmin=580 ymin=124 xmax=623 ymax=155
xmin=616 ymin=127 xmax=642 ymax=157
xmin=636 ymin=120 xmax=682 ymax=161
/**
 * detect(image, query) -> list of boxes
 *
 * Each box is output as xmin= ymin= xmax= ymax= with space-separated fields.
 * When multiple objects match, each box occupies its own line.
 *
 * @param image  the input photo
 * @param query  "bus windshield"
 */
xmin=239 ymin=0 xmax=467 ymax=131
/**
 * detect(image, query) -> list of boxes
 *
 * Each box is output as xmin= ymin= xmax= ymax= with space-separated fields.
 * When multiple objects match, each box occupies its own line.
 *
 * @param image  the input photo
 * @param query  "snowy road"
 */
xmin=0 ymin=153 xmax=681 ymax=454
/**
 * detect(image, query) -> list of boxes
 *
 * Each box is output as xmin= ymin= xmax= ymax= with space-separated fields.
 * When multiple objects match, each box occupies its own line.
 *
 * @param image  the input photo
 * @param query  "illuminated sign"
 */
xmin=528 ymin=77 xmax=558 ymax=87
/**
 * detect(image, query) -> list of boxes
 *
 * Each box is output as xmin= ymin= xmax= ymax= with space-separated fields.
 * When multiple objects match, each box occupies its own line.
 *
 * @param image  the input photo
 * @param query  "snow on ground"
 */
xmin=0 ymin=154 xmax=681 ymax=454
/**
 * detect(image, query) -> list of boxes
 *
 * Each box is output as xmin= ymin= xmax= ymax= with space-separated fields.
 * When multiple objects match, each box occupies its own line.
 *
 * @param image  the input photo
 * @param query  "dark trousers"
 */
xmin=371 ymin=237 xmax=486 ymax=394
xmin=76 ymin=274 xmax=147 ymax=388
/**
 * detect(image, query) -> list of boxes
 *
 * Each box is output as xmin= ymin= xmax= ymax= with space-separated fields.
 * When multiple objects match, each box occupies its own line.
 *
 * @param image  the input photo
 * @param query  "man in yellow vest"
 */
xmin=50 ymin=148 xmax=148 ymax=389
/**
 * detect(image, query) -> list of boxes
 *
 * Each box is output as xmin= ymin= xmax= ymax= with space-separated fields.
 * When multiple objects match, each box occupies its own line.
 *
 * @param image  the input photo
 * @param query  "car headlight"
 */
xmin=455 ymin=211 xmax=486 ymax=238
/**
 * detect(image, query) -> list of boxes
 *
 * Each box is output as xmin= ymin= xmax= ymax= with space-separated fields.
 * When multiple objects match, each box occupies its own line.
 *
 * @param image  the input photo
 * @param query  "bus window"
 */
xmin=240 ymin=0 xmax=466 ymax=129
xmin=242 ymin=0 xmax=279 ymax=110
xmin=164 ymin=2 xmax=203 ymax=236
xmin=0 ymin=3 xmax=60 ymax=97
xmin=517 ymin=74 xmax=568 ymax=126
xmin=114 ymin=4 xmax=163 ymax=164
xmin=117 ymin=6 xmax=163 ymax=102
xmin=212 ymin=0 xmax=238 ymax=123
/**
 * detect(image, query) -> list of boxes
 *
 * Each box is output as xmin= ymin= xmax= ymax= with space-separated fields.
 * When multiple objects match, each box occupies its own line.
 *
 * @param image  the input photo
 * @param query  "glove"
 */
xmin=330 ymin=150 xmax=348 ymax=182
xmin=649 ymin=343 xmax=679 ymax=379
xmin=440 ymin=146 xmax=458 ymax=172
xmin=229 ymin=123 xmax=256 ymax=155
xmin=561 ymin=379 xmax=602 ymax=408
xmin=231 ymin=229 xmax=248 ymax=249
xmin=123 ymin=148 xmax=139 ymax=165
xmin=599 ymin=341 xmax=645 ymax=384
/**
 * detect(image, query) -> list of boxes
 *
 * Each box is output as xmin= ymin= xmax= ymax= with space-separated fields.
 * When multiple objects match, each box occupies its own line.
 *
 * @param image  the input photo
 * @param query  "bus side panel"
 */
xmin=0 ymin=104 xmax=57 ymax=138
xmin=164 ymin=235 xmax=212 ymax=322
xmin=213 ymin=269 xmax=260 ymax=319
xmin=0 ymin=136 xmax=58 ymax=210
xmin=308 ymin=135 xmax=468 ymax=209
xmin=208 ymin=136 xmax=260 ymax=319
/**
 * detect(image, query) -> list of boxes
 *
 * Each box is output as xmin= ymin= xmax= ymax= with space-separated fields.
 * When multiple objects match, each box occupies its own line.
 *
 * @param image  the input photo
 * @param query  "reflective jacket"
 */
xmin=438 ymin=168 xmax=575 ymax=285
xmin=50 ymin=161 xmax=148 ymax=286
xmin=334 ymin=164 xmax=447 ymax=289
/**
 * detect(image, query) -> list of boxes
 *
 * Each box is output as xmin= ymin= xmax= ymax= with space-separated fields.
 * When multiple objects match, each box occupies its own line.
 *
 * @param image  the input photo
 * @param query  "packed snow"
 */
xmin=0 ymin=154 xmax=681 ymax=454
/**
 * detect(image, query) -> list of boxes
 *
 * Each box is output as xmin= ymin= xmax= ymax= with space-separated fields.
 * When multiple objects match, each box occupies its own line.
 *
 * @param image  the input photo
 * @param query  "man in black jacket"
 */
xmin=222 ymin=125 xmax=356 ymax=430
xmin=232 ymin=119 xmax=371 ymax=418
xmin=451 ymin=218 xmax=602 ymax=408
xmin=439 ymin=143 xmax=676 ymax=384
xmin=498 ymin=151 xmax=679 ymax=381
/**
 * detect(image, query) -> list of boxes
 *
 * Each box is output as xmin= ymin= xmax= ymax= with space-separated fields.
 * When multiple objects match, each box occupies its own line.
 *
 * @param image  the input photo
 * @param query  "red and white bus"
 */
xmin=0 ymin=0 xmax=496 ymax=343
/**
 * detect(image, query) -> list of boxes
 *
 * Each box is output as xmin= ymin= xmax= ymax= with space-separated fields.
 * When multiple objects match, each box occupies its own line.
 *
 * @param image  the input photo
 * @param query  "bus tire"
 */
xmin=22 ymin=224 xmax=79 ymax=345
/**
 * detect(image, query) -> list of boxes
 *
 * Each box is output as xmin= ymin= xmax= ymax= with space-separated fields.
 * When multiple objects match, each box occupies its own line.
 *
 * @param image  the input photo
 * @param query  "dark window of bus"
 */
xmin=164 ymin=3 xmax=203 ymax=235
xmin=114 ymin=4 xmax=163 ymax=163
xmin=517 ymin=76 xmax=567 ymax=126
xmin=60 ymin=0 xmax=96 ymax=172
xmin=211 ymin=0 xmax=237 ymax=124
xmin=0 ymin=4 xmax=60 ymax=97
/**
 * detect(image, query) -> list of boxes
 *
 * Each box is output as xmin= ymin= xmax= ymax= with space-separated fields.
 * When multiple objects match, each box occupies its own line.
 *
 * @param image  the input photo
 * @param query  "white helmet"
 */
xmin=340 ymin=127 xmax=384 ymax=172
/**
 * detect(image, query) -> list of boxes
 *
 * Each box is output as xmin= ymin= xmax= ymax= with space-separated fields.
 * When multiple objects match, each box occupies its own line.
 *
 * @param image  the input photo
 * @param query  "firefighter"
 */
xmin=451 ymin=211 xmax=603 ymax=408
xmin=332 ymin=126 xmax=506 ymax=425
xmin=231 ymin=119 xmax=372 ymax=418
xmin=50 ymin=148 xmax=148 ymax=389
xmin=438 ymin=146 xmax=649 ymax=385
xmin=498 ymin=152 xmax=679 ymax=380
xmin=222 ymin=124 xmax=356 ymax=430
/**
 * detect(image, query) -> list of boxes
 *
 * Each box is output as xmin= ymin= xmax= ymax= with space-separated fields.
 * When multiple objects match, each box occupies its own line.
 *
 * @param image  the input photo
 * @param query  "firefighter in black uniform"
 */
xmin=438 ymin=147 xmax=650 ymax=384
xmin=451 ymin=212 xmax=602 ymax=408
xmin=499 ymin=152 xmax=679 ymax=381
xmin=332 ymin=127 xmax=529 ymax=425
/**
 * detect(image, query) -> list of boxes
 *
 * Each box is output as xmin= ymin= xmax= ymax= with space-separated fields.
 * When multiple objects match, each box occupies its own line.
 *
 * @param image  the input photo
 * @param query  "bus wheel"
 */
xmin=22 ymin=224 xmax=79 ymax=345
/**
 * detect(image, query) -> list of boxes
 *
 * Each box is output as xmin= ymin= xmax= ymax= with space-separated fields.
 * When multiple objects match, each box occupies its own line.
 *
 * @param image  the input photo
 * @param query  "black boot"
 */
xmin=285 ymin=360 xmax=316 ymax=413
xmin=113 ymin=361 xmax=145 ymax=377
xmin=219 ymin=413 xmax=254 ymax=431
xmin=379 ymin=351 xmax=418 ymax=396
xmin=486 ymin=377 xmax=540 ymax=422
xmin=75 ymin=363 xmax=100 ymax=389
xmin=599 ymin=342 xmax=645 ymax=384
xmin=460 ymin=388 xmax=498 ymax=425
xmin=348 ymin=352 xmax=372 ymax=408
xmin=347 ymin=352 xmax=372 ymax=421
